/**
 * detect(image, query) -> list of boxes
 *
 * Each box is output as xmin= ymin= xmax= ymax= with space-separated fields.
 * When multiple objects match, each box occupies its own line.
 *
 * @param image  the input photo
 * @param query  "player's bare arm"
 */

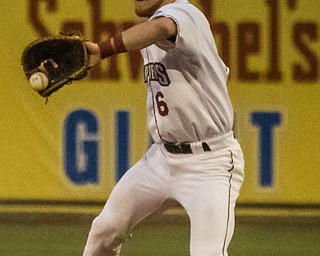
xmin=122 ymin=17 xmax=177 ymax=51
xmin=85 ymin=17 xmax=177 ymax=68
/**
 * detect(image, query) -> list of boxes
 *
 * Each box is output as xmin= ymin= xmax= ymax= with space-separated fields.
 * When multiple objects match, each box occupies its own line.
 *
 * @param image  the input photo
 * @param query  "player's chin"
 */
xmin=135 ymin=3 xmax=157 ymax=17
xmin=135 ymin=10 xmax=148 ymax=17
xmin=135 ymin=6 xmax=149 ymax=17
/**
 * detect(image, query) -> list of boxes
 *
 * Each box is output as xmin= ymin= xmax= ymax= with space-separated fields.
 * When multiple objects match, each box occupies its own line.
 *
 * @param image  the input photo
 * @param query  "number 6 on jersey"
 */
xmin=155 ymin=91 xmax=169 ymax=116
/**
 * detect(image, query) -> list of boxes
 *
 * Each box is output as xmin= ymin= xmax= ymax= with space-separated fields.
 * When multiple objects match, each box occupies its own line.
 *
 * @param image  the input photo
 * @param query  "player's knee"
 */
xmin=92 ymin=214 xmax=126 ymax=238
xmin=87 ymin=215 xmax=126 ymax=254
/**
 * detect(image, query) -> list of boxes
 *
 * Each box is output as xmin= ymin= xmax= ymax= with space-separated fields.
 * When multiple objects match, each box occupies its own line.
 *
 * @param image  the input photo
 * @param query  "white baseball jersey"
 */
xmin=141 ymin=0 xmax=233 ymax=144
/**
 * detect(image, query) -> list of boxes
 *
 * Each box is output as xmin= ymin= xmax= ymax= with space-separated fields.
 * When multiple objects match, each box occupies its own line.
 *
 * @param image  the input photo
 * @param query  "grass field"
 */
xmin=0 ymin=213 xmax=319 ymax=255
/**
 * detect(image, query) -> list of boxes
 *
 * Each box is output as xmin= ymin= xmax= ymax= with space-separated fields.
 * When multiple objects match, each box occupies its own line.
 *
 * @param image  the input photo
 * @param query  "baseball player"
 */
xmin=83 ymin=0 xmax=244 ymax=255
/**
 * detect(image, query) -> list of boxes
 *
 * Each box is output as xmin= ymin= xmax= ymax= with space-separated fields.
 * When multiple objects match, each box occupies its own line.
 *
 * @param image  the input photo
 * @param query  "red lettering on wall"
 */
xmin=237 ymin=23 xmax=261 ymax=81
xmin=266 ymin=0 xmax=282 ymax=81
xmin=29 ymin=0 xmax=57 ymax=36
xmin=27 ymin=0 xmax=319 ymax=84
xmin=293 ymin=23 xmax=318 ymax=82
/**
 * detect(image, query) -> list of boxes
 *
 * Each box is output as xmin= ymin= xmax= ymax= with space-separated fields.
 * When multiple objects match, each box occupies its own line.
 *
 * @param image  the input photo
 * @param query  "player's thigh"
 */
xmin=96 ymin=156 xmax=169 ymax=234
xmin=173 ymin=149 xmax=244 ymax=255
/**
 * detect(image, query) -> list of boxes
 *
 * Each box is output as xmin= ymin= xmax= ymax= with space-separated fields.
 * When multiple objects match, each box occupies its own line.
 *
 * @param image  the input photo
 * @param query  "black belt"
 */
xmin=164 ymin=142 xmax=211 ymax=154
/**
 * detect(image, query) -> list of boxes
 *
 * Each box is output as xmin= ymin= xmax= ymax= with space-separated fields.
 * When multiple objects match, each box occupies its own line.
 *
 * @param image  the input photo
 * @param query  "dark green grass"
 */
xmin=0 ymin=214 xmax=319 ymax=256
xmin=229 ymin=217 xmax=320 ymax=256
xmin=122 ymin=216 xmax=320 ymax=256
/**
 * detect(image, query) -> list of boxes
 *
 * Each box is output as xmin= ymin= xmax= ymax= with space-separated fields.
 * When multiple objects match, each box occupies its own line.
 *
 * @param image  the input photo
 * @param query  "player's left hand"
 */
xmin=21 ymin=34 xmax=90 ymax=98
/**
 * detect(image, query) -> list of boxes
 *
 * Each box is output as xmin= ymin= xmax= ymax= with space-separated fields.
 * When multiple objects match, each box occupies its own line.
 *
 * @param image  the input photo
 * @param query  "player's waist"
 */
xmin=162 ymin=131 xmax=236 ymax=155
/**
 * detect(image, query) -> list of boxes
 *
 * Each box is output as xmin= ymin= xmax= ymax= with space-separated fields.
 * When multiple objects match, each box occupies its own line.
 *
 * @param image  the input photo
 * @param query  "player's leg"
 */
xmin=172 ymin=147 xmax=244 ymax=256
xmin=83 ymin=145 xmax=170 ymax=256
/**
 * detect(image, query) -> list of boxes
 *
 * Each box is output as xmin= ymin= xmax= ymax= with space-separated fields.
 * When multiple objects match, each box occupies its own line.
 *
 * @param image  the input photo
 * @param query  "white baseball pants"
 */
xmin=83 ymin=132 xmax=244 ymax=256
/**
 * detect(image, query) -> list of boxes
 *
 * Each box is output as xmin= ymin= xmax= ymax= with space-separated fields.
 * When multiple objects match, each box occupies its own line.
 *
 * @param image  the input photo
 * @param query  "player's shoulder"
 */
xmin=154 ymin=0 xmax=203 ymax=18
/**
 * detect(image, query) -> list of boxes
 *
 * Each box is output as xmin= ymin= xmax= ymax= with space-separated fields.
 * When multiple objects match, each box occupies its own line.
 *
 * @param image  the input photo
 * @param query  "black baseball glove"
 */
xmin=21 ymin=34 xmax=89 ymax=97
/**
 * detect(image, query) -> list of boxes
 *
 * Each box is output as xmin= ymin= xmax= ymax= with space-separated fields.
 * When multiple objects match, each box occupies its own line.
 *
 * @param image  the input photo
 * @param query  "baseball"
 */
xmin=29 ymin=72 xmax=49 ymax=91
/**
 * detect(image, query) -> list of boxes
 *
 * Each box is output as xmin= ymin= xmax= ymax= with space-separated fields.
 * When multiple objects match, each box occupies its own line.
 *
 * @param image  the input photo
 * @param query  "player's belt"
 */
xmin=164 ymin=142 xmax=211 ymax=154
xmin=163 ymin=131 xmax=236 ymax=154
